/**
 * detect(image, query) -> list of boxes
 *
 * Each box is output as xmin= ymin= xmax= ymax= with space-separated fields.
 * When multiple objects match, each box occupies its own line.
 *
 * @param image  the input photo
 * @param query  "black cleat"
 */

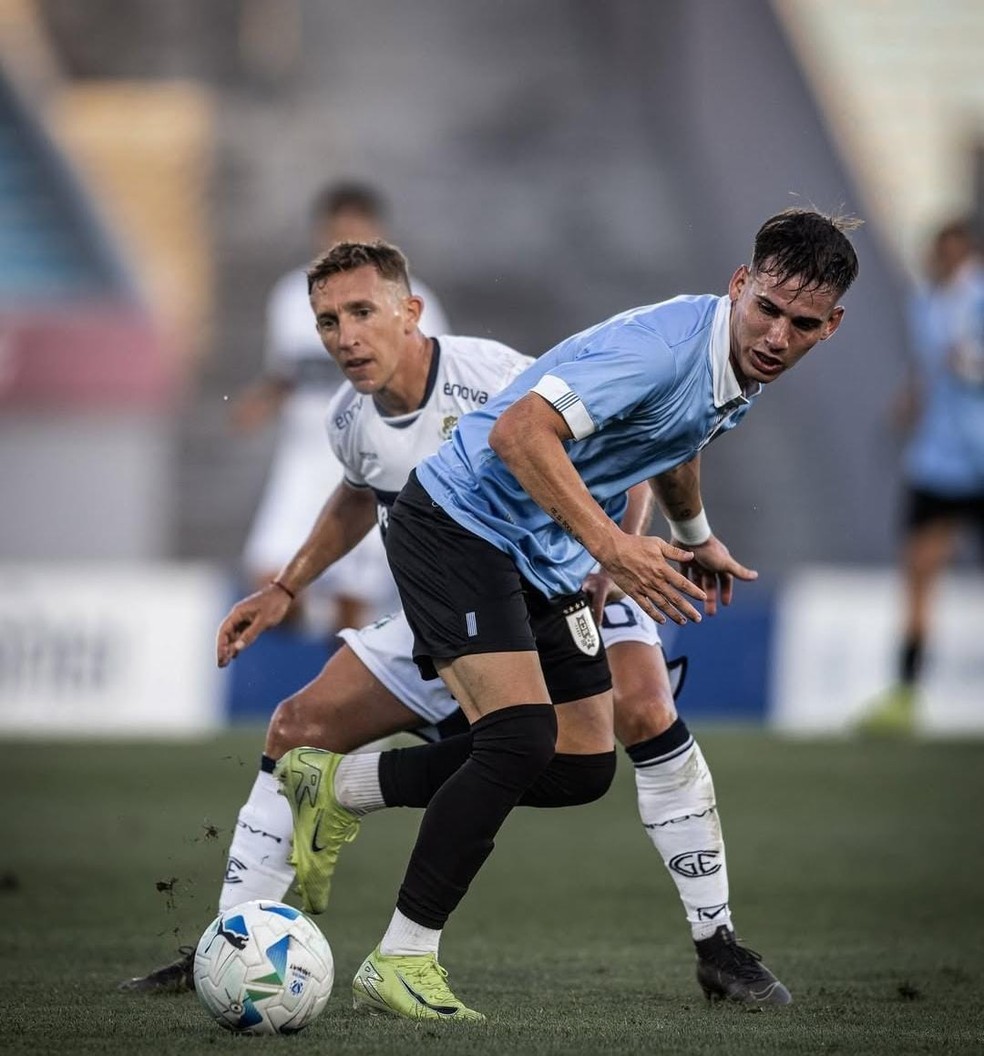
xmin=117 ymin=946 xmax=195 ymax=994
xmin=695 ymin=926 xmax=792 ymax=1006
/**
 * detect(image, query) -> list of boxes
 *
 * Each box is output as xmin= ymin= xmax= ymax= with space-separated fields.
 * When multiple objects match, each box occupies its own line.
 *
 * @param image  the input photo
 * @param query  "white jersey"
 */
xmin=326 ymin=335 xmax=532 ymax=527
xmin=243 ymin=266 xmax=449 ymax=619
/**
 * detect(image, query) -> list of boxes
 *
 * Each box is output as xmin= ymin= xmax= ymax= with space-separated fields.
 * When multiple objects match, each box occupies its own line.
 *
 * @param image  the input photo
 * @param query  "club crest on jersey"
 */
xmin=440 ymin=415 xmax=459 ymax=440
xmin=565 ymin=604 xmax=600 ymax=656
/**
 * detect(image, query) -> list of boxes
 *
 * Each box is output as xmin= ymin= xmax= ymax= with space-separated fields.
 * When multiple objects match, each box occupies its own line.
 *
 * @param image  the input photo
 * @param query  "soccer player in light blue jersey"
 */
xmin=859 ymin=218 xmax=984 ymax=733
xmin=309 ymin=210 xmax=859 ymax=1021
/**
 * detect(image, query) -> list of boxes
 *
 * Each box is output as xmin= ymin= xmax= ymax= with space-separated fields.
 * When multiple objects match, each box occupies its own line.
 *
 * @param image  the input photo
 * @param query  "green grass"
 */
xmin=2 ymin=729 xmax=983 ymax=1054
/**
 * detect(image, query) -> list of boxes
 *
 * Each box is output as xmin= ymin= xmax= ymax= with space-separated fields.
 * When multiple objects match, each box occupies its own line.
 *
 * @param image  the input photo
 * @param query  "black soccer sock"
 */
xmin=899 ymin=636 xmax=924 ymax=686
xmin=624 ymin=716 xmax=692 ymax=765
xmin=396 ymin=703 xmax=557 ymax=929
xmin=379 ymin=733 xmax=473 ymax=808
xmin=380 ymin=735 xmax=615 ymax=810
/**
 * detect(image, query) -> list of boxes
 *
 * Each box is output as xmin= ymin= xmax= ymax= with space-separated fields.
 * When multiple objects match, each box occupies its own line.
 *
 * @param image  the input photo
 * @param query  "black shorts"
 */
xmin=386 ymin=471 xmax=612 ymax=705
xmin=903 ymin=486 xmax=984 ymax=535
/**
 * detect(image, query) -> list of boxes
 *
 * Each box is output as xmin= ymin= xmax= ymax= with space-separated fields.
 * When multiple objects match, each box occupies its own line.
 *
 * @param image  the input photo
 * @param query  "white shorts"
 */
xmin=338 ymin=596 xmax=661 ymax=726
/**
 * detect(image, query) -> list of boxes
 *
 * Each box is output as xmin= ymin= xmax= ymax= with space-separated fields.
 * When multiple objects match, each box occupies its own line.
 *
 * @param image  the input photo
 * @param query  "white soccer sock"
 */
xmin=380 ymin=908 xmax=442 ymax=957
xmin=334 ymin=752 xmax=386 ymax=816
xmin=218 ymin=767 xmax=295 ymax=912
xmin=634 ymin=739 xmax=733 ymax=941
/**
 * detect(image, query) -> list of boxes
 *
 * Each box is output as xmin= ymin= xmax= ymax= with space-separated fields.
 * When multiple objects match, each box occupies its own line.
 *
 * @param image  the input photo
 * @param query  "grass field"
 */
xmin=2 ymin=727 xmax=983 ymax=1055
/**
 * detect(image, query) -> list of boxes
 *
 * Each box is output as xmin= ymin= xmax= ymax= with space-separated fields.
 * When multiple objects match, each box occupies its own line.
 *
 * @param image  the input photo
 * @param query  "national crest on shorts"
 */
xmin=440 ymin=415 xmax=459 ymax=440
xmin=565 ymin=604 xmax=600 ymax=656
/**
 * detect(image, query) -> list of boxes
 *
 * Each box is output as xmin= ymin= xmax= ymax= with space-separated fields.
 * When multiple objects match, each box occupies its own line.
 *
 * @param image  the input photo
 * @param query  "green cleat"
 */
xmin=855 ymin=685 xmax=916 ymax=736
xmin=274 ymin=747 xmax=360 ymax=914
xmin=352 ymin=947 xmax=485 ymax=1022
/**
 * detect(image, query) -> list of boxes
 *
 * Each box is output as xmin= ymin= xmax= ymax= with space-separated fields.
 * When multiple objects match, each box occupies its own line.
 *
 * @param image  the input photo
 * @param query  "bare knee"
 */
xmin=608 ymin=643 xmax=678 ymax=747
xmin=264 ymin=693 xmax=352 ymax=758
xmin=613 ymin=685 xmax=677 ymax=747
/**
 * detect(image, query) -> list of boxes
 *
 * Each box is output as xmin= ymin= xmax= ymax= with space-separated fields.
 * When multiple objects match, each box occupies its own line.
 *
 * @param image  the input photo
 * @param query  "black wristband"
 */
xmin=271 ymin=579 xmax=296 ymax=601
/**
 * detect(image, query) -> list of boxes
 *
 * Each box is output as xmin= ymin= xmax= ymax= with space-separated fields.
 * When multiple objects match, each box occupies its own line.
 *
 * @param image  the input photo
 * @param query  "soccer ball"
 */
xmin=193 ymin=899 xmax=334 ymax=1034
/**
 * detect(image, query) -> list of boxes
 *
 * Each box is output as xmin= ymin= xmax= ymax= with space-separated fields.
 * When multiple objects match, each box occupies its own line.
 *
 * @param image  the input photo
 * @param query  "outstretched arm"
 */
xmin=650 ymin=456 xmax=758 ymax=616
xmin=489 ymin=394 xmax=705 ymax=625
xmin=216 ymin=482 xmax=378 ymax=666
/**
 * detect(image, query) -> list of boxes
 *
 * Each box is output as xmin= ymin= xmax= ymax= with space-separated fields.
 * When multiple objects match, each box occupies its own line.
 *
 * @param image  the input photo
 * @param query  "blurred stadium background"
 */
xmin=2 ymin=3 xmax=984 ymax=1053
xmin=0 ymin=0 xmax=980 ymax=736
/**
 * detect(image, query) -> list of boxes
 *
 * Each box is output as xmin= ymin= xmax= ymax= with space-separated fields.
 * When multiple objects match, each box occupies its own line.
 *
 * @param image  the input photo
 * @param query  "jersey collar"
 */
xmin=709 ymin=295 xmax=761 ymax=408
xmin=374 ymin=338 xmax=442 ymax=427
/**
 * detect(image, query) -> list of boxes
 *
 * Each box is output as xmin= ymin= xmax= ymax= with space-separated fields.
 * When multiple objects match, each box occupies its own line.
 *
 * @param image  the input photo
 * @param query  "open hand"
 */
xmin=603 ymin=534 xmax=706 ymax=626
xmin=670 ymin=534 xmax=757 ymax=616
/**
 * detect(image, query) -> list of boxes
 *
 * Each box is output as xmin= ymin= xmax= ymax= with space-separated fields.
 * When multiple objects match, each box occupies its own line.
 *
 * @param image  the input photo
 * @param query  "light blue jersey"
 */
xmin=415 ymin=294 xmax=761 ymax=598
xmin=904 ymin=262 xmax=984 ymax=495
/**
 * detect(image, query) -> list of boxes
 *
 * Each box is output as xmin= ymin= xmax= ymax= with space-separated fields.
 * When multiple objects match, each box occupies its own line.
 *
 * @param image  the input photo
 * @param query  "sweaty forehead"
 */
xmin=309 ymin=265 xmax=398 ymax=307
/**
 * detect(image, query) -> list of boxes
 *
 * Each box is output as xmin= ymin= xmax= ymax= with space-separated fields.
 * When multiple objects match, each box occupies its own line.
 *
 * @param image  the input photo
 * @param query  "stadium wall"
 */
xmin=0 ymin=564 xmax=980 ymax=740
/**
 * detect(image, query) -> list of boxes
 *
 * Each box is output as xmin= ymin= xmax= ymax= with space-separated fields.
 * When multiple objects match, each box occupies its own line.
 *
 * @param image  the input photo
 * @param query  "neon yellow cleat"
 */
xmin=274 ymin=747 xmax=360 ymax=914
xmin=855 ymin=685 xmax=917 ymax=736
xmin=352 ymin=947 xmax=485 ymax=1022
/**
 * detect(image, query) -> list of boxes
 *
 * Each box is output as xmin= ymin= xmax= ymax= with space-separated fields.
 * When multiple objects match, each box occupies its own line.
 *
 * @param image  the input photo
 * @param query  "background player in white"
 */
xmin=235 ymin=181 xmax=449 ymax=631
xmin=121 ymin=241 xmax=785 ymax=1007
xmin=281 ymin=210 xmax=859 ymax=1022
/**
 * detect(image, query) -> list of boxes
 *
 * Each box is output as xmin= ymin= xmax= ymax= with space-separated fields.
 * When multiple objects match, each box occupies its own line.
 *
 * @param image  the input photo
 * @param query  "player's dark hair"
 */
xmin=306 ymin=240 xmax=411 ymax=295
xmin=752 ymin=209 xmax=860 ymax=297
xmin=312 ymin=181 xmax=387 ymax=222
xmin=933 ymin=217 xmax=979 ymax=249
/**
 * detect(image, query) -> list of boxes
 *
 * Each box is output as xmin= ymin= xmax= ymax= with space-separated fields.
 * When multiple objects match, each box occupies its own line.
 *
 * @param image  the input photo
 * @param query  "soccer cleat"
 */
xmin=855 ymin=684 xmax=916 ymax=736
xmin=274 ymin=747 xmax=361 ymax=914
xmin=117 ymin=946 xmax=195 ymax=993
xmin=352 ymin=947 xmax=485 ymax=1022
xmin=695 ymin=926 xmax=792 ymax=1006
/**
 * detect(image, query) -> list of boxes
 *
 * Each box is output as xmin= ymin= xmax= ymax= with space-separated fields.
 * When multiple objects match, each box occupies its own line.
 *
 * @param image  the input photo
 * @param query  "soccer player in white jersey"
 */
xmin=275 ymin=210 xmax=858 ymax=1022
xmin=235 ymin=182 xmax=448 ymax=631
xmin=120 ymin=239 xmax=787 ymax=1007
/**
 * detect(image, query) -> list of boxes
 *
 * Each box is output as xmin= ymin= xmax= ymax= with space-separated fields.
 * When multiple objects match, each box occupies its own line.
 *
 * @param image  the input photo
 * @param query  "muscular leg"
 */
xmin=899 ymin=519 xmax=958 ymax=685
xmin=265 ymin=644 xmax=424 ymax=756
xmin=609 ymin=639 xmax=732 ymax=940
xmin=221 ymin=643 xmax=425 ymax=911
xmin=380 ymin=651 xmax=615 ymax=955
xmin=609 ymin=637 xmax=789 ymax=1003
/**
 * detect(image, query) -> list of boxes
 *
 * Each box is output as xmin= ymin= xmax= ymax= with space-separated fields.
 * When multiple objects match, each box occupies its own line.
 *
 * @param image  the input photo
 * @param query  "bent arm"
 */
xmin=621 ymin=481 xmax=656 ymax=537
xmin=489 ymin=394 xmax=705 ymax=624
xmin=488 ymin=393 xmax=622 ymax=564
xmin=650 ymin=454 xmax=703 ymax=524
xmin=274 ymin=481 xmax=379 ymax=596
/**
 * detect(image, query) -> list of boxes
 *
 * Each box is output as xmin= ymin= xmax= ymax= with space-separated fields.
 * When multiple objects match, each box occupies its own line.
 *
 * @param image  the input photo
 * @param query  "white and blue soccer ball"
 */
xmin=193 ymin=899 xmax=334 ymax=1034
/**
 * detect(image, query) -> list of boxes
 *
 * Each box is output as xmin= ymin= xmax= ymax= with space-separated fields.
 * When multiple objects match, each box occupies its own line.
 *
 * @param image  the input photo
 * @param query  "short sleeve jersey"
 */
xmin=904 ymin=262 xmax=984 ymax=494
xmin=326 ymin=335 xmax=532 ymax=531
xmin=415 ymin=294 xmax=762 ymax=598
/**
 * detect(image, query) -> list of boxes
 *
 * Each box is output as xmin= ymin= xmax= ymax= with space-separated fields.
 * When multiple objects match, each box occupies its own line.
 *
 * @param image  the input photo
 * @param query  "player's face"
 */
xmin=310 ymin=265 xmax=422 ymax=395
xmin=727 ymin=264 xmax=844 ymax=386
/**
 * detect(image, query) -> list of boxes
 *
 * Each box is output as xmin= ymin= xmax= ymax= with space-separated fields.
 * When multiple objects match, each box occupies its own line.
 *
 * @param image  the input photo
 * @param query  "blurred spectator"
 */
xmin=860 ymin=219 xmax=984 ymax=732
xmin=233 ymin=181 xmax=450 ymax=632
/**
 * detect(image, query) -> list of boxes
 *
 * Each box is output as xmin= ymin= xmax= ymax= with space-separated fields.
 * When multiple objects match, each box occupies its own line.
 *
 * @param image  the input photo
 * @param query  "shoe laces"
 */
xmin=321 ymin=809 xmax=360 ymax=855
xmin=399 ymin=956 xmax=456 ymax=1002
xmin=714 ymin=934 xmax=767 ymax=981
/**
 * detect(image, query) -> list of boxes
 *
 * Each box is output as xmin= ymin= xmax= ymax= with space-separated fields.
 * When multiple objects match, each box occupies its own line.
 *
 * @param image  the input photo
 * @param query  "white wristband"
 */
xmin=666 ymin=509 xmax=712 ymax=546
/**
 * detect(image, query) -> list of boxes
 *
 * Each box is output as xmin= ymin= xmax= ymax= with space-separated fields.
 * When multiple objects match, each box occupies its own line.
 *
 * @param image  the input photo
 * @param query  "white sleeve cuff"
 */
xmin=530 ymin=374 xmax=596 ymax=440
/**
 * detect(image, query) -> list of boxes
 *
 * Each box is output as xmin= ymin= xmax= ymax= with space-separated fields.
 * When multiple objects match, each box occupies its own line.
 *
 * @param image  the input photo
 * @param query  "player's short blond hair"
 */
xmin=306 ymin=240 xmax=412 ymax=296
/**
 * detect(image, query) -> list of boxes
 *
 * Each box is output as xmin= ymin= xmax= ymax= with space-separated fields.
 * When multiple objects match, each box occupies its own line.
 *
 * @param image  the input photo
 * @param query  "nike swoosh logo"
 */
xmin=398 ymin=975 xmax=459 ymax=1016
xmin=310 ymin=811 xmax=327 ymax=853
